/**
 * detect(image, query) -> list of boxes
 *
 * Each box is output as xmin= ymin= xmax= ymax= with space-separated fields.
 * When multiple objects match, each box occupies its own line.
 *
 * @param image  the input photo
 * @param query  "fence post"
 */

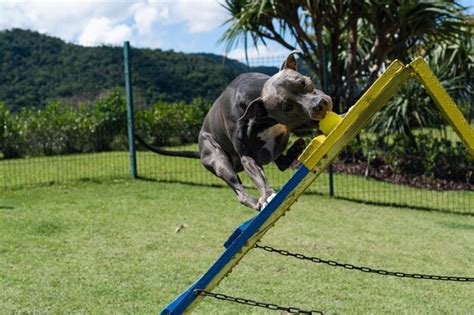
xmin=322 ymin=47 xmax=334 ymax=197
xmin=123 ymin=41 xmax=138 ymax=179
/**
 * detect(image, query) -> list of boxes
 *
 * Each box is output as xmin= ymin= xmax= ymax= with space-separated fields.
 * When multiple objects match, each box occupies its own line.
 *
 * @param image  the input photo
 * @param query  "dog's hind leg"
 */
xmin=199 ymin=132 xmax=259 ymax=210
xmin=239 ymin=155 xmax=275 ymax=210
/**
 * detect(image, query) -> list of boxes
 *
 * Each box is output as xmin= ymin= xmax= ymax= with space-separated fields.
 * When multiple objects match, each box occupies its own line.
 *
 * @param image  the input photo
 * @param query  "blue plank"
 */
xmin=161 ymin=165 xmax=310 ymax=314
xmin=223 ymin=217 xmax=254 ymax=249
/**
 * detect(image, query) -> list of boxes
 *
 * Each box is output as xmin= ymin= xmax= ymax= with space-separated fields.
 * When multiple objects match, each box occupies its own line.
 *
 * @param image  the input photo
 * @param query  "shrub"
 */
xmin=90 ymin=90 xmax=127 ymax=151
xmin=0 ymin=95 xmax=210 ymax=159
xmin=0 ymin=102 xmax=22 ymax=158
xmin=1 ymin=93 xmax=471 ymax=185
xmin=341 ymin=132 xmax=473 ymax=184
xmin=135 ymin=98 xmax=210 ymax=146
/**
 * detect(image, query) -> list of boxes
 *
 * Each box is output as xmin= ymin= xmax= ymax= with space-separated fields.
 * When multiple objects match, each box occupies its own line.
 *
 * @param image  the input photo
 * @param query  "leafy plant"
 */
xmin=0 ymin=94 xmax=210 ymax=159
xmin=135 ymin=98 xmax=210 ymax=146
xmin=368 ymin=31 xmax=473 ymax=143
xmin=341 ymin=132 xmax=473 ymax=184
xmin=221 ymin=0 xmax=470 ymax=113
xmin=90 ymin=90 xmax=127 ymax=151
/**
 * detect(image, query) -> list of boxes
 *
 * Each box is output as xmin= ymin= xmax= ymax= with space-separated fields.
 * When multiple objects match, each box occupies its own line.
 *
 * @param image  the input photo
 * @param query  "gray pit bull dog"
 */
xmin=135 ymin=51 xmax=332 ymax=210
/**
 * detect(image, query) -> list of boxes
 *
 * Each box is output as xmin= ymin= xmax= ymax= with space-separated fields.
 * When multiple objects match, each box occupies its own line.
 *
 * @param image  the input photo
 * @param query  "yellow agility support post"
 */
xmin=409 ymin=58 xmax=474 ymax=156
xmin=161 ymin=58 xmax=473 ymax=314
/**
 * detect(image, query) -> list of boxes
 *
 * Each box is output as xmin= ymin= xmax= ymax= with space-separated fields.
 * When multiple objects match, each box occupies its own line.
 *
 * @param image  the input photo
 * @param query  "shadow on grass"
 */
xmin=332 ymin=195 xmax=474 ymax=217
xmin=3 ymin=175 xmax=470 ymax=217
xmin=137 ymin=177 xmax=473 ymax=217
xmin=137 ymin=176 xmax=227 ymax=189
xmin=439 ymin=221 xmax=474 ymax=230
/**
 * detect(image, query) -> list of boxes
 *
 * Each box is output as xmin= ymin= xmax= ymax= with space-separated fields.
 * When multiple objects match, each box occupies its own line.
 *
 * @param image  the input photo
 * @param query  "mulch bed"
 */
xmin=332 ymin=161 xmax=473 ymax=191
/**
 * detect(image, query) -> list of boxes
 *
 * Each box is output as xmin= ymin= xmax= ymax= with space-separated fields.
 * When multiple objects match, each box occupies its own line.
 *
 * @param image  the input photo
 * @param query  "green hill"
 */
xmin=0 ymin=29 xmax=278 ymax=110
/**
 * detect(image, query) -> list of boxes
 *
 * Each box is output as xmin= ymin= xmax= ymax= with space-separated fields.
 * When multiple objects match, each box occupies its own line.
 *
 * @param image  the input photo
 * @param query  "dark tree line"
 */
xmin=0 ymin=29 xmax=278 ymax=111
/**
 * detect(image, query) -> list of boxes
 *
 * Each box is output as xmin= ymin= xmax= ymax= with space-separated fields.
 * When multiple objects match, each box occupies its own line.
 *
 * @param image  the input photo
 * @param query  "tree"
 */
xmin=368 ymin=30 xmax=473 ymax=143
xmin=0 ymin=29 xmax=259 ymax=110
xmin=221 ymin=0 xmax=470 ymax=113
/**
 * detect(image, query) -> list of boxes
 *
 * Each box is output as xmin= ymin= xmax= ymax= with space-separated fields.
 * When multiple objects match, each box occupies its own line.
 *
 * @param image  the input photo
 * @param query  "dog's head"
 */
xmin=240 ymin=51 xmax=332 ymax=129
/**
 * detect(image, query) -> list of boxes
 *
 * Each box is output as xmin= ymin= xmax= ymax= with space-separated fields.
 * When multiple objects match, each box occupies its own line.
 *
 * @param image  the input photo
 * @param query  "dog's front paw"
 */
xmin=294 ymin=138 xmax=307 ymax=152
xmin=287 ymin=138 xmax=306 ymax=159
xmin=259 ymin=192 xmax=277 ymax=210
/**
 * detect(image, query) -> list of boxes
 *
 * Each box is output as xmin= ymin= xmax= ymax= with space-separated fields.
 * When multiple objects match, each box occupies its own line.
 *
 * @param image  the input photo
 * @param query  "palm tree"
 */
xmin=368 ymin=31 xmax=472 ymax=143
xmin=220 ymin=0 xmax=470 ymax=114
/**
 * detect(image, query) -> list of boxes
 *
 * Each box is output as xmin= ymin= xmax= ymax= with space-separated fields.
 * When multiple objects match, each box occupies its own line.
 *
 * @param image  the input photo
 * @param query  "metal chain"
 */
xmin=255 ymin=244 xmax=474 ymax=282
xmin=194 ymin=289 xmax=323 ymax=314
xmin=192 ymin=245 xmax=471 ymax=314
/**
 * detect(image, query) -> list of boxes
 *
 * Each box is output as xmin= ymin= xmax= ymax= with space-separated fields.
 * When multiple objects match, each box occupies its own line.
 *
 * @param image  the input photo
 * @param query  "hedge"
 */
xmin=0 ymin=91 xmax=210 ymax=159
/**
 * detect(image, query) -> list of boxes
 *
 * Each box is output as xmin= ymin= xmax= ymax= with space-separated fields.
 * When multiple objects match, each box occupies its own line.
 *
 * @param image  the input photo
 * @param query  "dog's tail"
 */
xmin=134 ymin=134 xmax=200 ymax=159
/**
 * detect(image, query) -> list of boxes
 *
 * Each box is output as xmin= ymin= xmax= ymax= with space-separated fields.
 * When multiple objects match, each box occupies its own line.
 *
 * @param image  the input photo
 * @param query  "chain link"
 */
xmin=192 ymin=245 xmax=471 ymax=314
xmin=255 ymin=244 xmax=474 ymax=282
xmin=194 ymin=289 xmax=323 ymax=314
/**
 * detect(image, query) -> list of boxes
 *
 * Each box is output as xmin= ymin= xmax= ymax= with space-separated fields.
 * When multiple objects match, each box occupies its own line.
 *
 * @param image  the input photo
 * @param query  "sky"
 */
xmin=0 ymin=0 xmax=292 ymax=60
xmin=0 ymin=0 xmax=472 ymax=61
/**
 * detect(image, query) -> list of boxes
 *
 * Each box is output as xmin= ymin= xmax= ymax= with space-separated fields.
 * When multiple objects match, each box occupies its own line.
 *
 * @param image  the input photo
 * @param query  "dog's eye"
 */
xmin=294 ymin=78 xmax=305 ymax=89
xmin=283 ymin=103 xmax=293 ymax=112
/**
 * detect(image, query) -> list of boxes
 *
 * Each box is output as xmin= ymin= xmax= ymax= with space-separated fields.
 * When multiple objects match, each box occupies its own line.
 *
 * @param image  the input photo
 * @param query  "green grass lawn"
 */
xmin=1 ymin=149 xmax=472 ymax=214
xmin=1 ymin=179 xmax=473 ymax=314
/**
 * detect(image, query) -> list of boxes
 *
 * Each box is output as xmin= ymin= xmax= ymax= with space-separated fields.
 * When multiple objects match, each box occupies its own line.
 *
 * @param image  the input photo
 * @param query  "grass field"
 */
xmin=1 ymin=178 xmax=473 ymax=314
xmin=1 ymin=148 xmax=472 ymax=214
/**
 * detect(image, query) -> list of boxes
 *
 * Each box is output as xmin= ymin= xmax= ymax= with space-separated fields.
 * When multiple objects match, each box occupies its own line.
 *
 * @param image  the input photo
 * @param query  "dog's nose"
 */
xmin=313 ymin=97 xmax=331 ymax=113
xmin=310 ymin=96 xmax=332 ymax=120
xmin=315 ymin=99 xmax=328 ymax=113
xmin=321 ymin=96 xmax=333 ymax=109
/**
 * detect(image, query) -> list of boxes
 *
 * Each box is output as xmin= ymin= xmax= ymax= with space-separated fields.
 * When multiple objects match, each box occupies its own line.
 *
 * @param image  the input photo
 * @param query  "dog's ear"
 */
xmin=280 ymin=50 xmax=300 ymax=71
xmin=239 ymin=98 xmax=267 ymax=122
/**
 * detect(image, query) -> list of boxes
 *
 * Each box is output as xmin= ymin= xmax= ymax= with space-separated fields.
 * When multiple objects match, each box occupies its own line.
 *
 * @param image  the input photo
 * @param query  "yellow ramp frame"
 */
xmin=409 ymin=58 xmax=473 ymax=156
xmin=161 ymin=57 xmax=473 ymax=314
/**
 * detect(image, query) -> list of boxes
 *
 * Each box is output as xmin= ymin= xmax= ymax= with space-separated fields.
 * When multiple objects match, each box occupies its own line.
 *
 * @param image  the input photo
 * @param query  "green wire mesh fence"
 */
xmin=0 ymin=42 xmax=472 ymax=215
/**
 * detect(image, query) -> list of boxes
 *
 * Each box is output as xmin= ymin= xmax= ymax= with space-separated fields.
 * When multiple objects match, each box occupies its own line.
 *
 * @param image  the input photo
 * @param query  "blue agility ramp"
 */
xmin=161 ymin=58 xmax=474 ymax=314
xmin=162 ymin=165 xmax=309 ymax=314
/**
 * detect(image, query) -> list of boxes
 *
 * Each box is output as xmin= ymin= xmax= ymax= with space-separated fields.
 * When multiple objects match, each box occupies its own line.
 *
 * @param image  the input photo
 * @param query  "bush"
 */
xmin=341 ymin=132 xmax=473 ymax=184
xmin=135 ymin=98 xmax=209 ymax=146
xmin=90 ymin=91 xmax=127 ymax=151
xmin=0 ymin=102 xmax=23 ymax=159
xmin=0 ymin=95 xmax=210 ymax=159
xmin=5 ymin=93 xmax=469 ymax=185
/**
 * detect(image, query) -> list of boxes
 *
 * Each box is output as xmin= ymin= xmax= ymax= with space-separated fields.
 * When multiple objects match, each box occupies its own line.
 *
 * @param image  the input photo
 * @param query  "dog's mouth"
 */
xmin=289 ymin=112 xmax=327 ymax=130
xmin=309 ymin=119 xmax=319 ymax=126
xmin=298 ymin=119 xmax=319 ymax=129
xmin=307 ymin=111 xmax=328 ymax=128
xmin=311 ymin=110 xmax=328 ymax=121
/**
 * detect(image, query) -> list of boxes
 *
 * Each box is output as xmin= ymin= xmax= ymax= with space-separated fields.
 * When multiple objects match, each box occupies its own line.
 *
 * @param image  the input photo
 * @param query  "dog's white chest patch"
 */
xmin=257 ymin=124 xmax=288 ymax=153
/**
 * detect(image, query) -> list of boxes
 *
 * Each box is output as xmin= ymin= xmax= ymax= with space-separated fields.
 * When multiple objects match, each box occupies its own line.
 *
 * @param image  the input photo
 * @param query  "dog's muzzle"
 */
xmin=310 ymin=97 xmax=332 ymax=120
